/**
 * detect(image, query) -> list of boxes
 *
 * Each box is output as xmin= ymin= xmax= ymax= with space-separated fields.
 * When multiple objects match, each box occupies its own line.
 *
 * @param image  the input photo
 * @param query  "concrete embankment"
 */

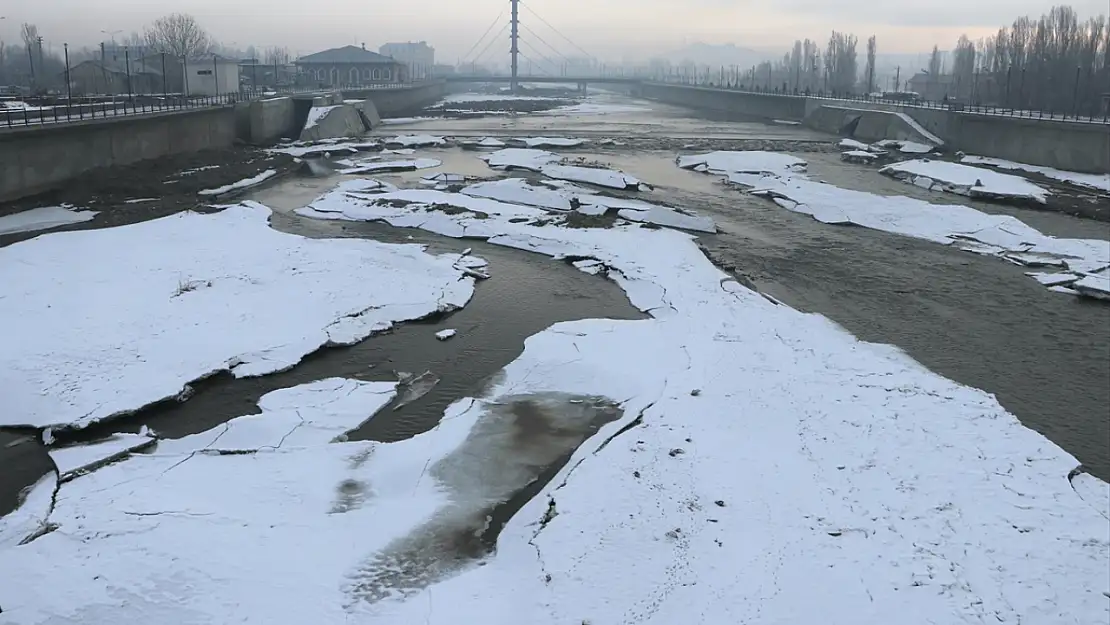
xmin=805 ymin=105 xmax=942 ymax=147
xmin=642 ymin=83 xmax=1110 ymax=174
xmin=0 ymin=107 xmax=237 ymax=204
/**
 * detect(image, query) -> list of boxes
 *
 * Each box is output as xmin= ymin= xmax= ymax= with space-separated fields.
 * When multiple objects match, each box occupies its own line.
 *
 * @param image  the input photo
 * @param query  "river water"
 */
xmin=1 ymin=90 xmax=1107 ymax=523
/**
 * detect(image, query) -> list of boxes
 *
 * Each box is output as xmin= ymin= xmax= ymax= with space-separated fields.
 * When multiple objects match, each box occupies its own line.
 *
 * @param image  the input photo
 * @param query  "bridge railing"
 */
xmin=1 ymin=93 xmax=239 ymax=129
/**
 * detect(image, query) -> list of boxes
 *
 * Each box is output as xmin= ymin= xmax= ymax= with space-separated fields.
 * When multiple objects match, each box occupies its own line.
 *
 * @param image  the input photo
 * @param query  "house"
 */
xmin=296 ymin=45 xmax=407 ymax=87
xmin=181 ymin=55 xmax=240 ymax=96
xmin=63 ymin=57 xmax=164 ymax=95
xmin=379 ymin=42 xmax=434 ymax=81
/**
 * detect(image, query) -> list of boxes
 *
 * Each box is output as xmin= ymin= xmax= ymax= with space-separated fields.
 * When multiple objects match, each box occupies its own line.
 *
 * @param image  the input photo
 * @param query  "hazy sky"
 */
xmin=2 ymin=0 xmax=1107 ymax=61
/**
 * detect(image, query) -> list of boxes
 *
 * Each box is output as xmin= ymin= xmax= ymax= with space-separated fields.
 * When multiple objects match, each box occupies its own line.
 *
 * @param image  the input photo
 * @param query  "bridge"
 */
xmin=444 ymin=75 xmax=643 ymax=86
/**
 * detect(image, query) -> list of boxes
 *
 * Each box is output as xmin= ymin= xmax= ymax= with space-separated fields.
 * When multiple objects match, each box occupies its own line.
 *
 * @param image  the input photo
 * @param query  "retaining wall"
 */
xmin=248 ymin=98 xmax=297 ymax=144
xmin=639 ymin=82 xmax=808 ymax=120
xmin=343 ymin=81 xmax=448 ymax=117
xmin=805 ymin=106 xmax=942 ymax=146
xmin=642 ymin=83 xmax=1109 ymax=174
xmin=0 ymin=106 xmax=236 ymax=203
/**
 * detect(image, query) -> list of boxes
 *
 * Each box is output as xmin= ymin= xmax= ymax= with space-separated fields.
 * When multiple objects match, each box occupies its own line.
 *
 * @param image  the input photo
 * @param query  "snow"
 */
xmin=386 ymin=134 xmax=446 ymax=148
xmin=841 ymin=149 xmax=879 ymax=162
xmin=158 ymin=378 xmax=397 ymax=454
xmin=539 ymin=164 xmax=640 ymax=189
xmin=881 ymin=159 xmax=1049 ymax=204
xmin=303 ymin=105 xmax=341 ymax=130
xmin=517 ymin=137 xmax=585 ymax=148
xmin=617 ymin=205 xmax=716 ymax=233
xmin=197 ymin=169 xmax=277 ymax=196
xmin=1072 ymin=272 xmax=1110 ymax=300
xmin=267 ymin=141 xmax=379 ymax=157
xmin=438 ymin=93 xmax=558 ymax=104
xmin=459 ymin=178 xmax=715 ymax=232
xmin=175 ymin=165 xmax=221 ymax=176
xmin=264 ymin=181 xmax=1109 ymax=624
xmin=772 ymin=118 xmax=801 ymax=125
xmin=123 ymin=198 xmax=157 ymax=204
xmin=549 ymin=102 xmax=651 ymax=115
xmin=0 ymin=202 xmax=474 ymax=429
xmin=480 ymin=148 xmax=560 ymax=171
xmin=874 ymin=139 xmax=936 ymax=154
xmin=339 ymin=158 xmax=441 ymax=174
xmin=1026 ymin=271 xmax=1079 ymax=286
xmin=0 ymin=473 xmax=56 ymax=549
xmin=960 ymin=155 xmax=1110 ymax=193
xmin=677 ymin=151 xmax=807 ymax=177
xmin=0 ymin=205 xmax=98 ymax=236
xmin=49 ymin=434 xmax=157 ymax=482
xmin=838 ymin=138 xmax=872 ymax=151
xmin=744 ymin=173 xmax=1109 ymax=297
xmin=435 ymin=329 xmax=457 ymax=340
xmin=381 ymin=148 xmax=416 ymax=155
xmin=477 ymin=137 xmax=505 ymax=147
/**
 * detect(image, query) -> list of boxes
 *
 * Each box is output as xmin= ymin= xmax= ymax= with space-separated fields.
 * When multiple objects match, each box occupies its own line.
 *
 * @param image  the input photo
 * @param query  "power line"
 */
xmin=519 ymin=1 xmax=594 ymax=60
xmin=461 ymin=11 xmax=505 ymax=64
xmin=519 ymin=39 xmax=560 ymax=74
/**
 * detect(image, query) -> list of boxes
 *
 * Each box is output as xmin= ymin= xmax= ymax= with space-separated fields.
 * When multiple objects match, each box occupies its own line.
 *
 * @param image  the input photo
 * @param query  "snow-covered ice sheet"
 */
xmin=197 ymin=169 xmax=277 ymax=196
xmin=0 ymin=473 xmax=57 ymax=548
xmin=272 ymin=184 xmax=1106 ymax=624
xmin=459 ymin=178 xmax=715 ymax=232
xmin=746 ymin=175 xmax=1109 ymax=297
xmin=0 ymin=205 xmax=98 ymax=236
xmin=49 ymin=433 xmax=156 ymax=482
xmin=881 ymin=159 xmax=1049 ymax=204
xmin=874 ymin=138 xmax=937 ymax=154
xmin=339 ymin=158 xmax=440 ymax=174
xmin=838 ymin=138 xmax=872 ymax=151
xmin=480 ymin=148 xmax=559 ymax=171
xmin=539 ymin=164 xmax=640 ymax=189
xmin=158 ymin=378 xmax=396 ymax=455
xmin=303 ymin=105 xmax=340 ymax=130
xmin=1073 ymin=272 xmax=1110 ymax=300
xmin=267 ymin=141 xmax=379 ymax=157
xmin=841 ymin=149 xmax=879 ymax=162
xmin=517 ymin=137 xmax=585 ymax=148
xmin=961 ymin=155 xmax=1110 ymax=193
xmin=435 ymin=329 xmax=457 ymax=340
xmin=386 ymin=134 xmax=446 ymax=148
xmin=548 ymin=102 xmax=651 ymax=115
xmin=677 ymin=151 xmax=807 ymax=177
xmin=0 ymin=203 xmax=474 ymax=429
xmin=438 ymin=93 xmax=559 ymax=104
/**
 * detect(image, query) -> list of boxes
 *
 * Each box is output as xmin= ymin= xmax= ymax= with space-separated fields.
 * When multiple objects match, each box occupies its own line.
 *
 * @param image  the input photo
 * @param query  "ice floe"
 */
xmin=480 ymin=148 xmax=560 ymax=172
xmin=881 ymin=159 xmax=1049 ymax=204
xmin=678 ymin=150 xmax=808 ymax=187
xmin=960 ymin=155 xmax=1110 ymax=193
xmin=0 ymin=205 xmax=98 ymax=236
xmin=840 ymin=149 xmax=879 ymax=163
xmin=874 ymin=139 xmax=935 ymax=154
xmin=268 ymin=141 xmax=380 ymax=157
xmin=0 ymin=203 xmax=474 ymax=429
xmin=339 ymin=158 xmax=441 ymax=174
xmin=0 ymin=473 xmax=57 ymax=548
xmin=744 ymin=173 xmax=1108 ymax=297
xmin=386 ymin=134 xmax=446 ymax=148
xmin=198 ymin=170 xmax=278 ymax=196
xmin=49 ymin=433 xmax=157 ymax=482
xmin=539 ymin=164 xmax=640 ymax=189
xmin=435 ymin=329 xmax=457 ymax=340
xmin=516 ymin=137 xmax=585 ymax=148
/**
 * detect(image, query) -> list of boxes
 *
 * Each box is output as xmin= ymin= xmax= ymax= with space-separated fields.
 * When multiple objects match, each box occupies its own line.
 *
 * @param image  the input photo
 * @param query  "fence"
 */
xmin=1 ymin=94 xmax=238 ymax=128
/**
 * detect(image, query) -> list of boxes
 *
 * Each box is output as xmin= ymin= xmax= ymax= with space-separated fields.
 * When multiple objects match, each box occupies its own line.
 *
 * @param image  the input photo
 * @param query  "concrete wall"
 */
xmin=247 ymin=97 xmax=297 ymax=144
xmin=344 ymin=81 xmax=447 ymax=117
xmin=0 ymin=107 xmax=236 ymax=203
xmin=805 ymin=106 xmax=941 ymax=146
xmin=641 ymin=83 xmax=1109 ymax=174
xmin=639 ymin=82 xmax=808 ymax=121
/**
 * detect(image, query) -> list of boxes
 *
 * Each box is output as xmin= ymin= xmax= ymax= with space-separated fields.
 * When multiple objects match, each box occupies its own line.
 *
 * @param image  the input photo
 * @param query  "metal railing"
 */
xmin=1 ymin=94 xmax=239 ymax=128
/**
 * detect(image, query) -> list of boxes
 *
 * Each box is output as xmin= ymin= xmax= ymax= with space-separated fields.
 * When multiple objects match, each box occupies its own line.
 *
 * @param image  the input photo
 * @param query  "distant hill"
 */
xmin=657 ymin=42 xmax=774 ymax=69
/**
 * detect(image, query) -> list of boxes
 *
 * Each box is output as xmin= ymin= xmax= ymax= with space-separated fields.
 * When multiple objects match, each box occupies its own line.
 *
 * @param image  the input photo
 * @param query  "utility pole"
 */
xmin=510 ymin=0 xmax=519 ymax=93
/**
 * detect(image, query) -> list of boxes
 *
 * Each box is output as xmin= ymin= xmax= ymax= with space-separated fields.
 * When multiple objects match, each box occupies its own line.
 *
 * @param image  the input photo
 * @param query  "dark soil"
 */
xmin=0 ymin=146 xmax=296 ymax=245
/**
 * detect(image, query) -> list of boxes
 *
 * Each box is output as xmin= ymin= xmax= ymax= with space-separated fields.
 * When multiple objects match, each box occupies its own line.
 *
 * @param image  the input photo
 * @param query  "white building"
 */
xmin=181 ymin=55 xmax=240 ymax=96
xmin=378 ymin=42 xmax=435 ymax=81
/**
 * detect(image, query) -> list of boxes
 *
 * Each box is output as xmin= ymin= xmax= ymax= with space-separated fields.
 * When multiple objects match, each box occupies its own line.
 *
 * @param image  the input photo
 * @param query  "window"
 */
xmin=363 ymin=68 xmax=372 ymax=80
xmin=383 ymin=69 xmax=391 ymax=81
xmin=372 ymin=68 xmax=381 ymax=81
xmin=196 ymin=69 xmax=213 ymax=76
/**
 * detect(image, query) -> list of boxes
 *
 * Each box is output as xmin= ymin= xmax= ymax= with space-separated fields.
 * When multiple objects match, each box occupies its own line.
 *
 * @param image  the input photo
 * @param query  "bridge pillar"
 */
xmin=578 ymin=81 xmax=587 ymax=94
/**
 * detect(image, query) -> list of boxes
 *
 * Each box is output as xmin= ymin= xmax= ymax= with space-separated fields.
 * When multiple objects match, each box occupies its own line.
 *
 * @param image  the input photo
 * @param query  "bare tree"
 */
xmin=952 ymin=35 xmax=977 ymax=99
xmin=263 ymin=46 xmax=291 ymax=66
xmin=927 ymin=45 xmax=942 ymax=76
xmin=144 ymin=13 xmax=212 ymax=58
xmin=865 ymin=36 xmax=877 ymax=93
xmin=20 ymin=23 xmax=38 ymax=50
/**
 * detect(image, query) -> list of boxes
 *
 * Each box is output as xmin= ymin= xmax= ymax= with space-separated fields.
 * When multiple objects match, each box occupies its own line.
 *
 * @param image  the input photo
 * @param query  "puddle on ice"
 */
xmin=344 ymin=392 xmax=621 ymax=605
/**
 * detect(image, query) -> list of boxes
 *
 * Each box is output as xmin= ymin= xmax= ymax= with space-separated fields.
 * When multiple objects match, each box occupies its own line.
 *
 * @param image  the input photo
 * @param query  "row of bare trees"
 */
xmin=740 ymin=32 xmax=867 ymax=96
xmin=0 ymin=14 xmax=294 ymax=93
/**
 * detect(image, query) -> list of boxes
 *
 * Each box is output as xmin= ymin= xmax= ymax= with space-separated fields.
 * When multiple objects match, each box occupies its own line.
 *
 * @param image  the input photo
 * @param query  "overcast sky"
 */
xmin=2 ymin=0 xmax=1107 ymax=61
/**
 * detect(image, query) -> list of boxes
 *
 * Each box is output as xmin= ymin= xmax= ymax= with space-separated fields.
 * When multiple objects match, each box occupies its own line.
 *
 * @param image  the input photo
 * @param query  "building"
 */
xmin=379 ymin=42 xmax=434 ymax=81
xmin=63 ymin=56 xmax=168 ymax=96
xmin=296 ymin=45 xmax=407 ymax=87
xmin=239 ymin=59 xmax=298 ymax=88
xmin=906 ymin=72 xmax=957 ymax=101
xmin=181 ymin=55 xmax=240 ymax=96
